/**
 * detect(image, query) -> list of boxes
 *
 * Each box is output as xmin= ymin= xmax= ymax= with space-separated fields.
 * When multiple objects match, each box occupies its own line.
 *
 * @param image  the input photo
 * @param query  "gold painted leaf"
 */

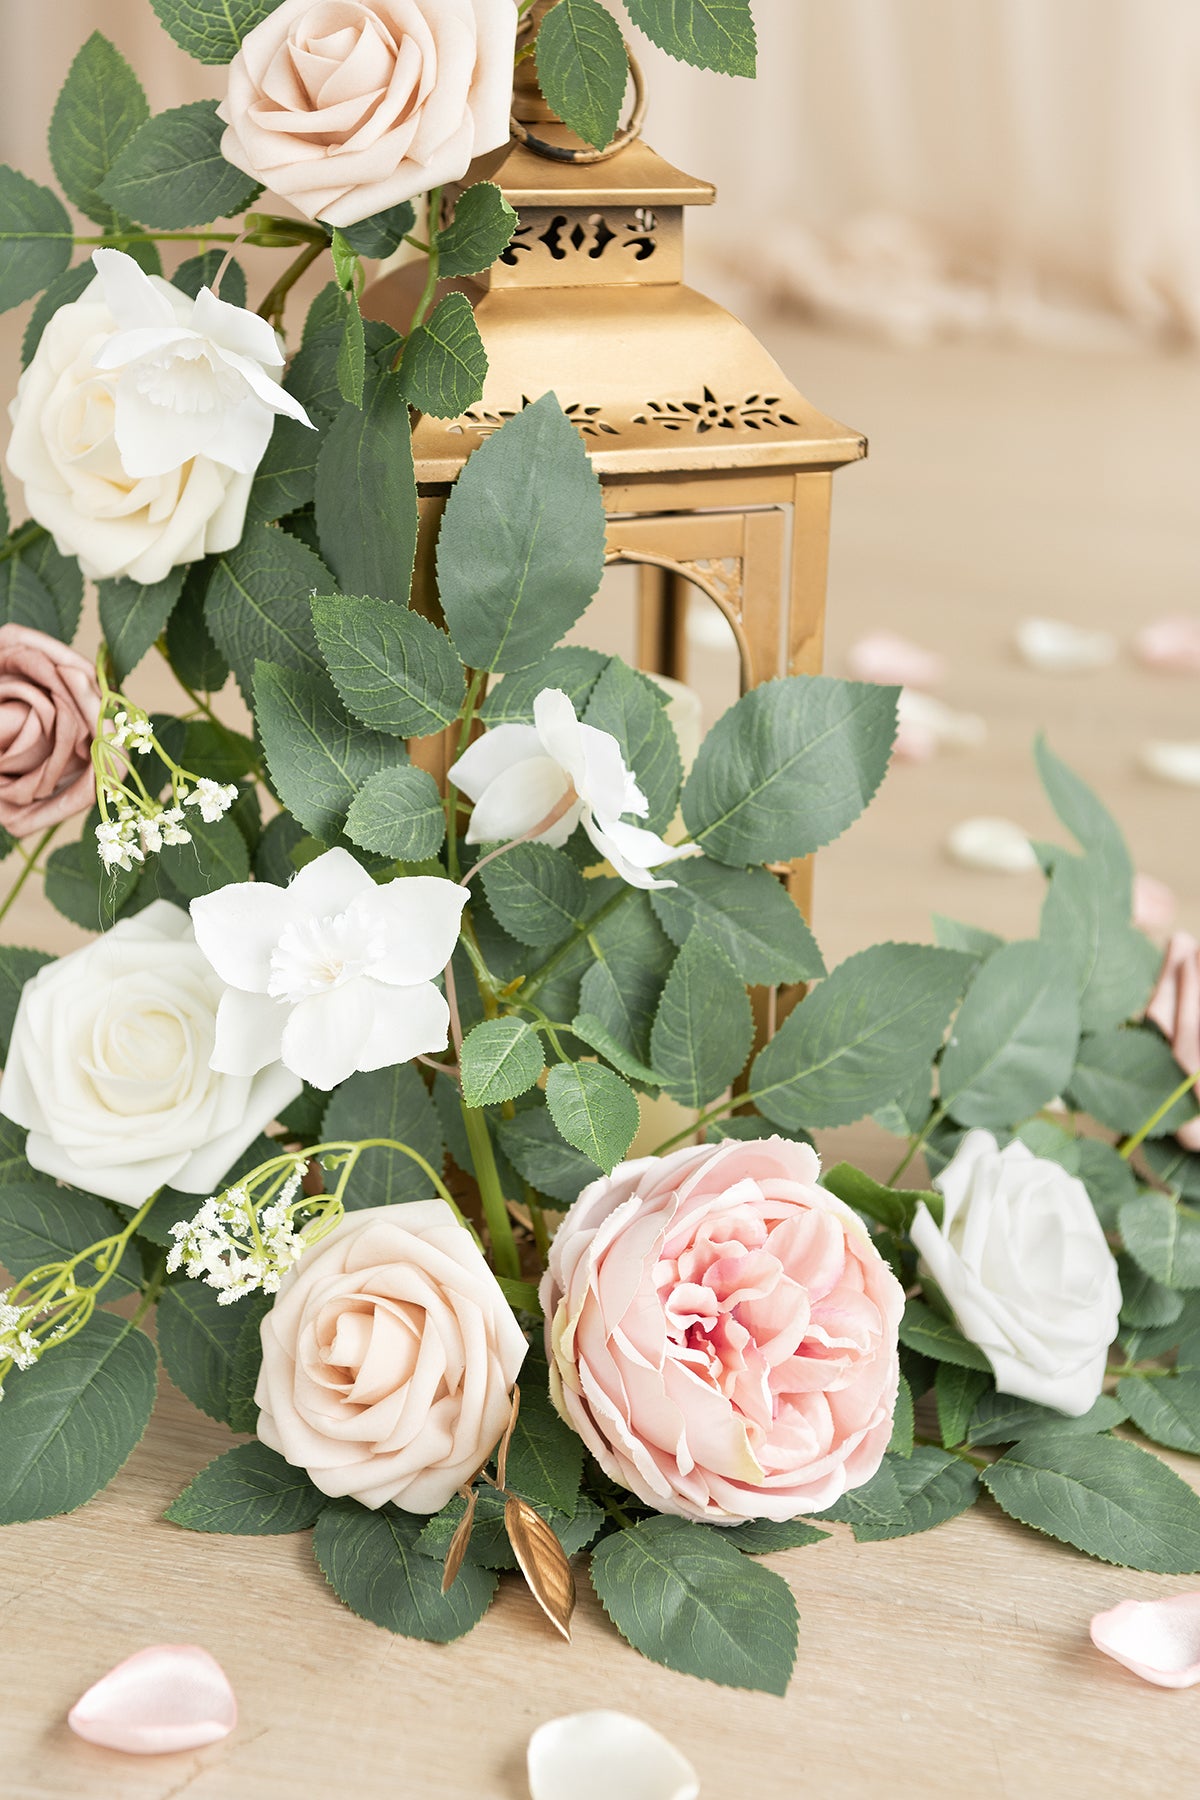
xmin=442 ymin=1485 xmax=479 ymax=1594
xmin=505 ymin=1494 xmax=575 ymax=1642
xmin=496 ymin=1383 xmax=521 ymax=1491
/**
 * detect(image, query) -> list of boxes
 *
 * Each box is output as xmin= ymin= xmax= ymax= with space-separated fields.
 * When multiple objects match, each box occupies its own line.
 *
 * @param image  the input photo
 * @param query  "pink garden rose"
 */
xmin=217 ymin=0 xmax=518 ymax=229
xmin=540 ymin=1137 xmax=905 ymax=1524
xmin=1147 ymin=931 xmax=1200 ymax=1151
xmin=0 ymin=623 xmax=100 ymax=835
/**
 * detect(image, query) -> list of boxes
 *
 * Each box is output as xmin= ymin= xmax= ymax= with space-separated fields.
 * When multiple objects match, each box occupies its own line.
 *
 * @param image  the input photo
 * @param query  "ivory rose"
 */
xmin=540 ymin=1136 xmax=905 ymax=1524
xmin=0 ymin=624 xmax=100 ymax=835
xmin=911 ymin=1130 xmax=1122 ymax=1417
xmin=0 ymin=901 xmax=300 ymax=1206
xmin=1146 ymin=931 xmax=1200 ymax=1150
xmin=217 ymin=0 xmax=518 ymax=229
xmin=256 ymin=1202 xmax=528 ymax=1511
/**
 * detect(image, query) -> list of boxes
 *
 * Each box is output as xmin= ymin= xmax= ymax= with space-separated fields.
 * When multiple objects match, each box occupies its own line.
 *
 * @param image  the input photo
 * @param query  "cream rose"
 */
xmin=256 ymin=1202 xmax=528 ymax=1512
xmin=0 ymin=901 xmax=301 ymax=1206
xmin=911 ymin=1130 xmax=1123 ymax=1418
xmin=217 ymin=0 xmax=518 ymax=228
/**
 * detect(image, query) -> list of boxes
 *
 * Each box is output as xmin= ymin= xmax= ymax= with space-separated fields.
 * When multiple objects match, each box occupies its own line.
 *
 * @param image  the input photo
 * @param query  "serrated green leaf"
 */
xmin=0 ymin=166 xmax=73 ymax=312
xmin=158 ymin=811 xmax=251 ymax=899
xmin=495 ymin=1104 xmax=602 ymax=1206
xmin=312 ymin=593 xmax=463 ymax=737
xmin=339 ymin=200 xmax=417 ymax=260
xmin=1144 ymin=1141 xmax=1200 ymax=1202
xmin=575 ymin=890 xmax=673 ymax=1066
xmin=888 ymin=1372 xmax=915 ymax=1457
xmin=99 ymin=102 xmax=262 ymax=228
xmin=983 ymin=1433 xmax=1200 ymax=1571
xmin=571 ymin=1012 xmax=660 ymax=1087
xmin=480 ymin=648 xmax=609 ymax=723
xmin=819 ymin=1447 xmax=978 ymax=1541
xmin=314 ymin=1498 xmax=497 ymax=1640
xmin=650 ymin=860 xmax=825 ymax=985
xmin=539 ymin=0 xmax=629 ymax=148
xmin=436 ymin=393 xmax=607 ymax=673
xmin=49 ymin=33 xmax=149 ymax=231
xmin=1040 ymin=851 xmax=1159 ymax=1034
xmin=205 ymin=521 xmax=331 ymax=702
xmin=345 ymin=766 xmax=445 ymax=861
xmin=1070 ymin=1026 xmax=1200 ymax=1139
xmin=725 ymin=1518 xmax=831 ymax=1554
xmin=939 ymin=940 xmax=1080 ymax=1129
xmin=0 ymin=946 xmax=52 ymax=1061
xmin=1035 ymin=735 xmax=1133 ymax=908
xmin=820 ymin=1162 xmax=940 ymax=1233
xmin=172 ymin=248 xmax=247 ymax=307
xmin=966 ymin=1390 xmax=1126 ymax=1446
xmin=400 ymin=293 xmax=488 ymax=419
xmin=931 ymin=914 xmax=1003 ymax=958
xmin=682 ymin=676 xmax=897 ymax=866
xmin=320 ymin=1065 xmax=445 ymax=1209
xmin=20 ymin=534 xmax=83 ymax=640
xmin=625 ymin=0 xmax=757 ymax=75
xmin=165 ymin=559 xmax=228 ymax=692
xmin=43 ymin=835 xmax=139 ymax=932
xmin=315 ymin=372 xmax=418 ymax=602
xmin=507 ymin=1347 xmax=583 ymax=1514
xmin=226 ymin=1292 xmax=271 ymax=1434
xmin=583 ymin=656 xmax=681 ymax=833
xmin=935 ymin=1363 xmax=991 ymax=1448
xmin=546 ymin=1061 xmax=639 ymax=1173
xmin=1118 ymin=1372 xmax=1200 ymax=1455
xmin=898 ymin=1298 xmax=991 ymax=1371
xmin=1120 ymin=1193 xmax=1200 ymax=1291
xmin=21 ymin=263 xmax=94 ymax=366
xmin=255 ymin=661 xmax=403 ymax=842
xmin=590 ymin=1515 xmax=797 ymax=1694
xmin=165 ymin=1442 xmax=324 ymax=1534
xmin=1119 ymin=1252 xmax=1185 ymax=1330
xmin=98 ymin=569 xmax=185 ymax=684
xmin=149 ymin=0 xmax=277 ymax=61
xmin=650 ymin=935 xmax=753 ymax=1108
xmin=244 ymin=416 xmax=320 ymax=527
xmin=749 ymin=943 xmax=973 ymax=1131
xmin=0 ymin=1314 xmax=157 ymax=1523
xmin=0 ymin=1180 xmax=137 ymax=1295
xmin=157 ymin=1279 xmax=244 ymax=1425
xmin=437 ymin=181 xmax=518 ymax=277
xmin=461 ymin=1018 xmax=546 ymax=1107
xmin=478 ymin=843 xmax=586 ymax=948
xmin=336 ymin=291 xmax=366 ymax=406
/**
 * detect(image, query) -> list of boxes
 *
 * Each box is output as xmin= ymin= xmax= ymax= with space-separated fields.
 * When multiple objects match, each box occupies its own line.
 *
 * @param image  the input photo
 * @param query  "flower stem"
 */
xmin=257 ymin=238 xmax=329 ymax=331
xmin=461 ymin=789 xmax=580 ymax=888
xmin=519 ymin=882 xmax=635 ymax=1006
xmin=887 ymin=1106 xmax=946 ymax=1186
xmin=651 ymin=1094 xmax=759 ymax=1158
xmin=131 ymin=1254 xmax=168 ymax=1330
xmin=409 ymin=187 xmax=443 ymax=334
xmin=460 ymin=1102 xmax=520 ymax=1280
xmin=1120 ymin=1068 xmax=1199 ymax=1160
xmin=0 ymin=824 xmax=59 ymax=927
xmin=445 ymin=669 xmax=485 ymax=884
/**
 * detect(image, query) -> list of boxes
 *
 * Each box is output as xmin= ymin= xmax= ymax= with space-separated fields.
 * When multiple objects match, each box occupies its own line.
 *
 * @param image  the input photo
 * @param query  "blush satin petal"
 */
xmin=67 ymin=1645 xmax=237 ymax=1755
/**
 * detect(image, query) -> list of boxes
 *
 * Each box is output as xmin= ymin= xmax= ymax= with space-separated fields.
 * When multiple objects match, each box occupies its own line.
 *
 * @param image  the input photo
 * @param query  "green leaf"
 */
xmin=157 ymin=1280 xmax=243 ymax=1425
xmin=682 ymin=676 xmax=897 ymax=866
xmin=97 ymin=569 xmax=185 ymax=684
xmin=1070 ymin=1025 xmax=1199 ymax=1138
xmin=888 ymin=1372 xmax=915 ymax=1457
xmin=650 ymin=935 xmax=753 ymax=1108
xmin=226 ymin=1293 xmax=271 ymax=1434
xmin=983 ymin=1433 xmax=1200 ymax=1572
xmin=1119 ymin=1372 xmax=1200 ymax=1455
xmin=245 ymin=417 xmax=320 ymax=527
xmin=99 ymin=102 xmax=262 ymax=229
xmin=0 ymin=166 xmax=73 ymax=313
xmin=931 ymin=914 xmax=1003 ymax=958
xmin=255 ymin=661 xmax=403 ymax=842
xmin=158 ymin=811 xmax=252 ymax=899
xmin=149 ymin=0 xmax=277 ymax=62
xmin=966 ymin=1390 xmax=1127 ymax=1447
xmin=625 ymin=0 xmax=757 ymax=76
xmin=320 ymin=1065 xmax=444 ymax=1209
xmin=575 ymin=891 xmax=673 ymax=1066
xmin=0 ymin=1115 xmax=30 ymax=1186
xmin=495 ymin=1104 xmax=602 ymax=1206
xmin=819 ymin=1447 xmax=978 ymax=1541
xmin=820 ymin=1162 xmax=940 ymax=1234
xmin=583 ymin=656 xmax=681 ymax=833
xmin=726 ymin=1518 xmax=830 ymax=1554
xmin=21 ymin=263 xmax=94 ymax=366
xmin=437 ymin=181 xmax=519 ymax=278
xmin=749 ymin=944 xmax=973 ymax=1131
xmin=0 ymin=1314 xmax=157 ymax=1524
xmin=1119 ymin=1252 xmax=1185 ymax=1330
xmin=339 ymin=200 xmax=417 ymax=260
xmin=571 ymin=1013 xmax=660 ymax=1087
xmin=205 ymin=521 xmax=331 ymax=702
xmin=172 ymin=248 xmax=247 ymax=307
xmin=1144 ymin=1141 xmax=1200 ymax=1203
xmin=478 ymin=844 xmax=586 ymax=948
xmin=898 ymin=1298 xmax=991 ymax=1372
xmin=935 ymin=1363 xmax=991 ymax=1448
xmin=938 ymin=940 xmax=1081 ymax=1129
xmin=1035 ymin=734 xmax=1133 ymax=907
xmin=1040 ymin=851 xmax=1159 ymax=1034
xmin=1120 ymin=1193 xmax=1200 ymax=1291
xmin=507 ymin=1347 xmax=584 ymax=1514
xmin=461 ymin=1018 xmax=546 ymax=1107
xmin=165 ymin=1442 xmax=325 ymax=1534
xmin=315 ymin=373 xmax=418 ymax=603
xmin=49 ymin=34 xmax=149 ymax=230
xmin=590 ymin=1515 xmax=797 ymax=1695
xmin=345 ymin=766 xmax=445 ymax=861
xmin=400 ymin=293 xmax=488 ymax=419
xmin=165 ymin=560 xmax=229 ymax=691
xmin=538 ymin=0 xmax=629 ymax=148
xmin=0 ymin=946 xmax=52 ymax=1061
xmin=336 ymin=290 xmax=366 ymax=407
xmin=436 ymin=393 xmax=607 ymax=673
xmin=21 ymin=534 xmax=83 ymax=641
xmin=44 ymin=835 xmax=139 ymax=932
xmin=314 ymin=1498 xmax=497 ymax=1641
xmin=650 ymin=860 xmax=825 ymax=986
xmin=546 ymin=1061 xmax=639 ymax=1174
xmin=479 ymin=647 xmax=609 ymax=723
xmin=0 ymin=1179 xmax=138 ymax=1295
xmin=312 ymin=593 xmax=463 ymax=737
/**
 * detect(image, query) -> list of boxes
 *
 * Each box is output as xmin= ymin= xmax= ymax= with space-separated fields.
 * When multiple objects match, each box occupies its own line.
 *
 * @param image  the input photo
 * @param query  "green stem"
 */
xmin=914 ymin=1435 xmax=988 ymax=1470
xmin=409 ymin=187 xmax=443 ymax=334
xmin=311 ymin=1139 xmax=464 ymax=1219
xmin=1106 ymin=1362 xmax=1173 ymax=1380
xmin=520 ymin=883 xmax=635 ymax=1006
xmin=1120 ymin=1068 xmax=1199 ymax=1161
xmin=257 ymin=238 xmax=329 ymax=330
xmin=651 ymin=1094 xmax=758 ymax=1158
xmin=888 ymin=1106 xmax=945 ymax=1186
xmin=0 ymin=824 xmax=59 ymax=926
xmin=445 ymin=669 xmax=485 ymax=884
xmin=460 ymin=1103 xmax=520 ymax=1280
xmin=131 ymin=1255 xmax=168 ymax=1330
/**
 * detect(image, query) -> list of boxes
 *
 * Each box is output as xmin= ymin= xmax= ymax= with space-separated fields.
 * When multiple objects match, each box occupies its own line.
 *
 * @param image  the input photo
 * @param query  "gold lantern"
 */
xmin=365 ymin=6 xmax=865 ymax=922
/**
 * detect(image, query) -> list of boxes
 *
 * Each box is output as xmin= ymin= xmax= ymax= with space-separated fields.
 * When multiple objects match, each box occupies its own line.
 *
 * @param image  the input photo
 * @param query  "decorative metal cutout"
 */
xmin=681 ymin=557 xmax=745 ymax=619
xmin=632 ymin=390 xmax=801 ymax=434
xmin=447 ymin=398 xmax=620 ymax=439
xmin=498 ymin=210 xmax=659 ymax=267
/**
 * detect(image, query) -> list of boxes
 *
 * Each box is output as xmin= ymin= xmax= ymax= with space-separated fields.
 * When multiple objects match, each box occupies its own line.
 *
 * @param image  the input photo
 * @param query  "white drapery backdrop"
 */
xmin=6 ymin=0 xmax=1200 ymax=345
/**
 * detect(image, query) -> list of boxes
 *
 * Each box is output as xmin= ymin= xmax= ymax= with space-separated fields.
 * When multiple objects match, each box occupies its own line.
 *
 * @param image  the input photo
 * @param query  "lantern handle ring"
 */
xmin=509 ymin=42 xmax=647 ymax=164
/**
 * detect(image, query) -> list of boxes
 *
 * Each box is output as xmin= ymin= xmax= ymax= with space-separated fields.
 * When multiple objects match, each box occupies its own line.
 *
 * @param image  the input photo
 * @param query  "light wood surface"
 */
xmin=1 ymin=315 xmax=1199 ymax=1798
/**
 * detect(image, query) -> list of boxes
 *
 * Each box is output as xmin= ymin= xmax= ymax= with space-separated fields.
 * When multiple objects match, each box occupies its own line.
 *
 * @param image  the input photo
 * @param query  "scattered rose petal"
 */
xmin=528 ymin=1712 xmax=699 ymax=1800
xmin=1140 ymin=742 xmax=1200 ymax=787
xmin=1015 ymin=618 xmax=1117 ymax=673
xmin=1134 ymin=615 xmax=1200 ymax=674
xmin=1090 ymin=1595 xmax=1200 ymax=1687
xmin=1134 ymin=873 xmax=1177 ymax=933
xmin=68 ymin=1645 xmax=237 ymax=1755
xmin=945 ymin=817 xmax=1038 ymax=874
xmin=894 ymin=689 xmax=987 ymax=762
xmin=847 ymin=631 xmax=945 ymax=689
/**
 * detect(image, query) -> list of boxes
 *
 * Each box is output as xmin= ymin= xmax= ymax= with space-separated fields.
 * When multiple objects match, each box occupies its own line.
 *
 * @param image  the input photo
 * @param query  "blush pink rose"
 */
xmin=1147 ymin=931 xmax=1200 ymax=1151
xmin=540 ymin=1137 xmax=905 ymax=1525
xmin=0 ymin=623 xmax=100 ymax=836
xmin=217 ymin=0 xmax=518 ymax=229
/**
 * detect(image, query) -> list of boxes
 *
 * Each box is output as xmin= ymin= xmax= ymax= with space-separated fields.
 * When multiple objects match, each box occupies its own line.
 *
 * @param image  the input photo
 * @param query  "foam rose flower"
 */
xmin=0 ymin=623 xmax=101 ymax=835
xmin=218 ymin=0 xmax=518 ymax=229
xmin=256 ymin=1201 xmax=528 ymax=1511
xmin=0 ymin=901 xmax=300 ymax=1206
xmin=6 ymin=250 xmax=311 ymax=585
xmin=449 ymin=687 xmax=696 ymax=891
xmin=911 ymin=1130 xmax=1122 ymax=1417
xmin=1146 ymin=931 xmax=1200 ymax=1151
xmin=190 ymin=847 xmax=468 ymax=1091
xmin=541 ymin=1136 xmax=905 ymax=1524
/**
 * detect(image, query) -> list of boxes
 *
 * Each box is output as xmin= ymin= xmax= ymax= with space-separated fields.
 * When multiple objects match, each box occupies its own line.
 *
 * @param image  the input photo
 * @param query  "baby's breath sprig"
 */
xmin=91 ymin=659 xmax=238 ymax=875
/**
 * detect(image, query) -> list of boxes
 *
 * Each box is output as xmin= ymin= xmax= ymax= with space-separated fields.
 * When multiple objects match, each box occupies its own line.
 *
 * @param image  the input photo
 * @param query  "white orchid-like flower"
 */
xmin=190 ymin=848 xmax=468 ymax=1092
xmin=449 ymin=688 xmax=697 ymax=891
xmin=90 ymin=248 xmax=312 ymax=477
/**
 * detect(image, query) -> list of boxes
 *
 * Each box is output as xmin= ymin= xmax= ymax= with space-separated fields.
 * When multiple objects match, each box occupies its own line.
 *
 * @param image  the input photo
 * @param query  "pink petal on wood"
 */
xmin=68 ymin=1645 xmax=237 ymax=1755
xmin=1134 ymin=615 xmax=1200 ymax=673
xmin=847 ymin=632 xmax=945 ymax=690
xmin=1090 ymin=1595 xmax=1200 ymax=1688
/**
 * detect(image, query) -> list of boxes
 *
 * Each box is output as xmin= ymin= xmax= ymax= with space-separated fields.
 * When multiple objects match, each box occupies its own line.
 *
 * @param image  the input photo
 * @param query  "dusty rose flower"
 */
xmin=217 ymin=0 xmax=518 ymax=229
xmin=1147 ymin=931 xmax=1200 ymax=1150
xmin=256 ymin=1202 xmax=528 ymax=1512
xmin=540 ymin=1137 xmax=904 ymax=1524
xmin=0 ymin=623 xmax=100 ymax=835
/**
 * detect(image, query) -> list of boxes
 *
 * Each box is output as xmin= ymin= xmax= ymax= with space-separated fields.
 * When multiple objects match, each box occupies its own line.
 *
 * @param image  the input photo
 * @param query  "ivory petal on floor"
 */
xmin=1015 ymin=618 xmax=1117 ymax=672
xmin=1090 ymin=1595 xmax=1200 ymax=1688
xmin=528 ymin=1711 xmax=700 ymax=1800
xmin=1140 ymin=742 xmax=1200 ymax=787
xmin=945 ymin=817 xmax=1038 ymax=874
xmin=67 ymin=1645 xmax=237 ymax=1755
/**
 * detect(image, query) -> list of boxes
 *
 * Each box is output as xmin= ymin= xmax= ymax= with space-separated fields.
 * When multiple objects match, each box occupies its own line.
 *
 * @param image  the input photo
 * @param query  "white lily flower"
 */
xmin=89 ymin=249 xmax=313 ymax=479
xmin=190 ymin=848 xmax=469 ymax=1092
xmin=449 ymin=688 xmax=697 ymax=892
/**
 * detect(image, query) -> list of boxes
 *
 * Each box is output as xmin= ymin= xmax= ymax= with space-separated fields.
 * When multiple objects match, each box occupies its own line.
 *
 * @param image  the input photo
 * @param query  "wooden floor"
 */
xmin=1 ymin=315 xmax=1199 ymax=1797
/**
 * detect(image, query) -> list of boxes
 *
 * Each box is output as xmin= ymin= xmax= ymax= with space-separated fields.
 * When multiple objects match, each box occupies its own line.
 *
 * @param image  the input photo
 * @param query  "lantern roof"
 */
xmin=466 ymin=133 xmax=716 ymax=211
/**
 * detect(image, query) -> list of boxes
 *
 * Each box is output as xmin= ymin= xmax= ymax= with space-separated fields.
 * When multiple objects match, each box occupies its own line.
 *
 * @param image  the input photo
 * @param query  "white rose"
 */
xmin=6 ymin=250 xmax=311 ymax=586
xmin=0 ymin=901 xmax=301 ymax=1207
xmin=910 ymin=1129 xmax=1122 ymax=1417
